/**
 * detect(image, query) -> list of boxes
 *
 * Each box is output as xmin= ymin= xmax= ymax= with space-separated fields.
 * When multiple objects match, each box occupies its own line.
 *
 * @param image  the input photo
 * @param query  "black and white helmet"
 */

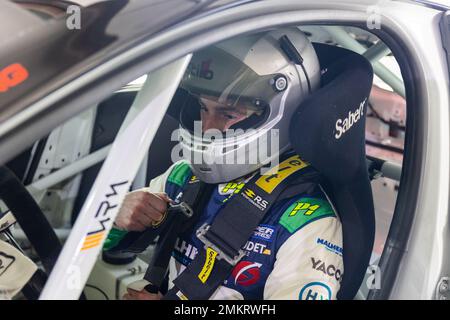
xmin=177 ymin=27 xmax=320 ymax=183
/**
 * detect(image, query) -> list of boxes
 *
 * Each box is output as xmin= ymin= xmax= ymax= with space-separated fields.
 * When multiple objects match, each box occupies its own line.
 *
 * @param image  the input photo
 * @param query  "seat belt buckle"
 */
xmin=167 ymin=202 xmax=194 ymax=218
xmin=196 ymin=223 xmax=245 ymax=266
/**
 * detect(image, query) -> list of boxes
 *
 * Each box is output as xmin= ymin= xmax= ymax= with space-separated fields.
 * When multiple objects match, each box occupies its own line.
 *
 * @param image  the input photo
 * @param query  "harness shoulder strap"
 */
xmin=165 ymin=154 xmax=322 ymax=300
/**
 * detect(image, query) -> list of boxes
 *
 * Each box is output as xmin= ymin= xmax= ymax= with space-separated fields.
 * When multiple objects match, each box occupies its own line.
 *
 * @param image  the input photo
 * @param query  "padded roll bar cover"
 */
xmin=289 ymin=44 xmax=375 ymax=299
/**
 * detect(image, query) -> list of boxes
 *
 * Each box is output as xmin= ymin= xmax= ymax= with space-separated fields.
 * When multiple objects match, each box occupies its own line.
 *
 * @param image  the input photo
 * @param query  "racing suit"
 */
xmin=105 ymin=159 xmax=344 ymax=300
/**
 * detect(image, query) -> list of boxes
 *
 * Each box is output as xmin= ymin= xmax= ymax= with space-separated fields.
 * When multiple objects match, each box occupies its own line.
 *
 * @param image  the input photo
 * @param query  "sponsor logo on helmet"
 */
xmin=334 ymin=98 xmax=367 ymax=139
xmin=187 ymin=60 xmax=214 ymax=80
xmin=299 ymin=282 xmax=332 ymax=300
xmin=316 ymin=238 xmax=343 ymax=256
xmin=0 ymin=63 xmax=29 ymax=93
xmin=311 ymin=257 xmax=343 ymax=282
xmin=241 ymin=188 xmax=268 ymax=211
xmin=252 ymin=224 xmax=275 ymax=242
xmin=231 ymin=261 xmax=262 ymax=287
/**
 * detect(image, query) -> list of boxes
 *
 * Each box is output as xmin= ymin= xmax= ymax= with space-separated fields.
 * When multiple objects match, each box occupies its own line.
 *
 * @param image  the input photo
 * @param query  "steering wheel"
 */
xmin=0 ymin=166 xmax=62 ymax=299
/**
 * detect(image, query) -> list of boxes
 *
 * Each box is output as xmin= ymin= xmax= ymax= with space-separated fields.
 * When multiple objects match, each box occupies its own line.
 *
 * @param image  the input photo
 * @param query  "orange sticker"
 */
xmin=81 ymin=231 xmax=105 ymax=251
xmin=0 ymin=63 xmax=29 ymax=93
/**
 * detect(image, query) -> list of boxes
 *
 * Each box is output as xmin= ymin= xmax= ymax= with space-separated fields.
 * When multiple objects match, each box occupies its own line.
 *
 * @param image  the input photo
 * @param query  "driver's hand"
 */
xmin=123 ymin=288 xmax=163 ymax=300
xmin=114 ymin=191 xmax=171 ymax=232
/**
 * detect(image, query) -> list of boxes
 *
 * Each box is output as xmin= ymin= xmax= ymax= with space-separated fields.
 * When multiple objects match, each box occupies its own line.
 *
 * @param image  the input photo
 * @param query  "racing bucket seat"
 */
xmin=289 ymin=43 xmax=375 ymax=300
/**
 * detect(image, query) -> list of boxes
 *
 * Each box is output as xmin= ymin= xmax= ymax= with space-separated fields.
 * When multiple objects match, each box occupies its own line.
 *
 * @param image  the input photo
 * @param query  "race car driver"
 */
xmin=105 ymin=27 xmax=344 ymax=300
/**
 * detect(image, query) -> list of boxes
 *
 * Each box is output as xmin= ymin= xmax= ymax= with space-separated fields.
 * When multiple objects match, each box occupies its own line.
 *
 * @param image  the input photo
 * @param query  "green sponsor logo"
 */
xmin=279 ymin=197 xmax=335 ymax=233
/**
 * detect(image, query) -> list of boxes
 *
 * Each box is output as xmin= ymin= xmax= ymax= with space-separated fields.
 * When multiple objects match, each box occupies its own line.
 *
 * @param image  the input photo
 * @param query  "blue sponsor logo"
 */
xmin=316 ymin=238 xmax=343 ymax=256
xmin=252 ymin=224 xmax=275 ymax=242
xmin=299 ymin=282 xmax=332 ymax=300
xmin=172 ymin=239 xmax=198 ymax=266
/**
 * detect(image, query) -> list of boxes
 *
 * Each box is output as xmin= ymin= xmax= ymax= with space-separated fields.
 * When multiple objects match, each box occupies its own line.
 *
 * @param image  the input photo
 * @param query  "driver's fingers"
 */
xmin=137 ymin=203 xmax=165 ymax=224
xmin=123 ymin=293 xmax=131 ymax=300
xmin=155 ymin=192 xmax=173 ymax=204
xmin=124 ymin=289 xmax=153 ymax=300
xmin=123 ymin=289 xmax=139 ymax=300
xmin=146 ymin=192 xmax=170 ymax=213
xmin=138 ymin=194 xmax=169 ymax=222
xmin=134 ymin=211 xmax=154 ymax=227
xmin=123 ymin=293 xmax=141 ymax=300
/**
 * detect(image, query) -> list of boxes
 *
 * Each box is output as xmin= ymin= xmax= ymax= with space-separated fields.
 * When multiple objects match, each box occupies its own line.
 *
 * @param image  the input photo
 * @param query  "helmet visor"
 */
xmin=179 ymin=46 xmax=285 ymax=134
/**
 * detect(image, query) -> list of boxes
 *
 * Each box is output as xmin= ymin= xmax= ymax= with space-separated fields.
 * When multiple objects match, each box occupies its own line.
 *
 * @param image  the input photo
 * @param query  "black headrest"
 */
xmin=290 ymin=43 xmax=375 ymax=299
xmin=291 ymin=44 xmax=373 ymax=183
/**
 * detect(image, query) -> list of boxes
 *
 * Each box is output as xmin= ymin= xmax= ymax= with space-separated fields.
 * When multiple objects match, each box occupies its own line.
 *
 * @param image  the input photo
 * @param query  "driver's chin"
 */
xmin=201 ymin=119 xmax=227 ymax=132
